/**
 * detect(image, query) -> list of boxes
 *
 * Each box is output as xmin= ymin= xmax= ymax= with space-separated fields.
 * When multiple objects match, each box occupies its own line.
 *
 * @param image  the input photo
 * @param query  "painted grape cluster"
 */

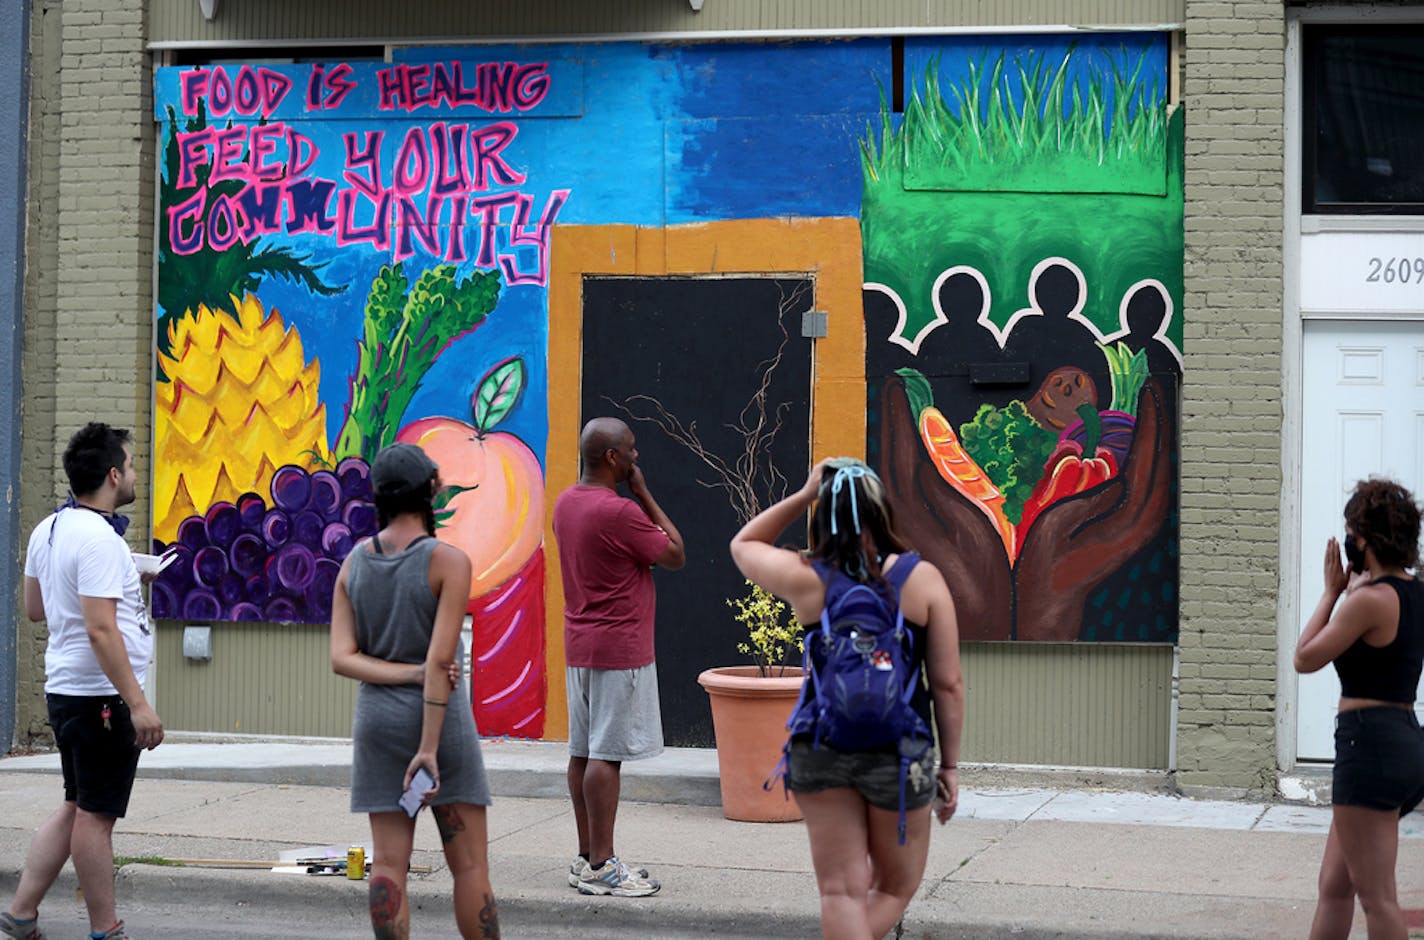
xmin=150 ymin=457 xmax=376 ymax=623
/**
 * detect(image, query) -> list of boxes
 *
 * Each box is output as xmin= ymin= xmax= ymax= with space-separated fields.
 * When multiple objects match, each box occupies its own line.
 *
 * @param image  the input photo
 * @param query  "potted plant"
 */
xmin=613 ymin=282 xmax=812 ymax=822
xmin=697 ymin=581 xmax=806 ymax=821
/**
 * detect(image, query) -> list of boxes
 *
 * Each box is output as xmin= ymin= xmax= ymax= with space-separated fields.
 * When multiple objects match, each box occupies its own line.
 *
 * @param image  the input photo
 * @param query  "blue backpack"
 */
xmin=770 ymin=551 xmax=934 ymax=844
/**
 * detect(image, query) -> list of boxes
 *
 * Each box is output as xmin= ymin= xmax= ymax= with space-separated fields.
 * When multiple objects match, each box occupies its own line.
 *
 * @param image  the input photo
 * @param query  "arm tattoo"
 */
xmin=480 ymin=892 xmax=501 ymax=938
xmin=368 ymin=876 xmax=407 ymax=940
xmin=432 ymin=804 xmax=467 ymax=844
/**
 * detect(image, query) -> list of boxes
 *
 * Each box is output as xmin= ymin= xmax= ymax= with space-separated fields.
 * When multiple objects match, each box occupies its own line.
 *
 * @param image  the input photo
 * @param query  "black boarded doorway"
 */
xmin=579 ymin=276 xmax=814 ymax=746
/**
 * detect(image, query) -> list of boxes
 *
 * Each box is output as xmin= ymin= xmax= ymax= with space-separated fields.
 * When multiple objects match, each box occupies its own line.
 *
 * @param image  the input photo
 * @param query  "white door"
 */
xmin=1297 ymin=319 xmax=1424 ymax=760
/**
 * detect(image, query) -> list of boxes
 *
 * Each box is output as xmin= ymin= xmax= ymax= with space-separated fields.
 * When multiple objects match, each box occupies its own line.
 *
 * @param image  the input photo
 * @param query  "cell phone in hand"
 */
xmin=399 ymin=767 xmax=435 ymax=818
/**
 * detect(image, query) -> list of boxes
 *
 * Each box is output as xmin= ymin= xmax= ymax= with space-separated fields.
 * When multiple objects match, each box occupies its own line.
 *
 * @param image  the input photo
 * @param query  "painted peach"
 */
xmin=397 ymin=416 xmax=544 ymax=597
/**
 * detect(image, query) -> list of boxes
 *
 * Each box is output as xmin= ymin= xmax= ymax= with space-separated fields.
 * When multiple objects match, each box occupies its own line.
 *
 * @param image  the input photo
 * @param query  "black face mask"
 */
xmin=1343 ymin=533 xmax=1366 ymax=574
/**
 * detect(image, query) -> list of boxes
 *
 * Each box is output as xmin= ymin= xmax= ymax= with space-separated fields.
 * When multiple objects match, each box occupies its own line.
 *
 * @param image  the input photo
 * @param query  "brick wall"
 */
xmin=1176 ymin=0 xmax=1286 ymax=794
xmin=14 ymin=0 xmax=153 ymax=745
xmin=15 ymin=0 xmax=61 ymax=746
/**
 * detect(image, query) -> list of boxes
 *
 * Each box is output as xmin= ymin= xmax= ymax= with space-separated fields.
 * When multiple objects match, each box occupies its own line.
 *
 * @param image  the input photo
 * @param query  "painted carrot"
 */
xmin=897 ymin=368 xmax=1016 ymax=558
xmin=920 ymin=407 xmax=1017 ymax=557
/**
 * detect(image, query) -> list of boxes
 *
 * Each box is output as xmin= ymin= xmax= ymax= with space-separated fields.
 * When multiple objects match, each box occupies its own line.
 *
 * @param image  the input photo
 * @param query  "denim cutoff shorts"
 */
xmin=1332 ymin=706 xmax=1424 ymax=816
xmin=786 ymin=738 xmax=937 ymax=812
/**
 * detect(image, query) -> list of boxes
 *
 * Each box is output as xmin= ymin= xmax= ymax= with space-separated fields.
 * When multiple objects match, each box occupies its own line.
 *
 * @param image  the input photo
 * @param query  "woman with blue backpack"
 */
xmin=730 ymin=457 xmax=964 ymax=940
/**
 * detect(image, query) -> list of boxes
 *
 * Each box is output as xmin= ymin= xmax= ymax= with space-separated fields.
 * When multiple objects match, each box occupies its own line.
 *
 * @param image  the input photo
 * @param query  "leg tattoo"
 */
xmin=432 ymin=804 xmax=467 ymax=845
xmin=479 ymin=892 xmax=501 ymax=938
xmin=369 ymin=876 xmax=406 ymax=940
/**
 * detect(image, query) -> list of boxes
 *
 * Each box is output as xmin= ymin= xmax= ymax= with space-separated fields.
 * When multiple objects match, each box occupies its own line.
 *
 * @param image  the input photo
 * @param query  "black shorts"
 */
xmin=786 ymin=738 xmax=938 ymax=812
xmin=1332 ymin=706 xmax=1424 ymax=816
xmin=47 ymin=693 xmax=142 ymax=818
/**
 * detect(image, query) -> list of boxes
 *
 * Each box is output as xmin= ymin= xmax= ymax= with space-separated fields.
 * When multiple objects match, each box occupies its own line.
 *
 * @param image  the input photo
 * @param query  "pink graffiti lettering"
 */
xmin=305 ymin=62 xmax=356 ymax=111
xmin=468 ymin=192 xmax=519 ymax=268
xmin=499 ymin=188 xmax=569 ymax=285
xmin=204 ymin=193 xmax=241 ymax=251
xmin=471 ymin=123 xmax=525 ymax=190
xmin=514 ymin=64 xmax=551 ymax=107
xmin=179 ymin=66 xmax=292 ymax=118
xmin=429 ymin=123 xmax=468 ymax=198
xmin=283 ymin=179 xmax=338 ymax=235
xmin=248 ymin=123 xmax=284 ymax=180
xmin=443 ymin=195 xmax=469 ymax=262
xmin=167 ymin=190 xmax=208 ymax=254
xmin=466 ymin=189 xmax=568 ymax=286
xmin=376 ymin=62 xmax=552 ymax=113
xmin=338 ymin=123 xmax=523 ymax=198
xmin=235 ymin=182 xmax=286 ymax=237
xmin=176 ymin=127 xmax=214 ymax=189
xmin=165 ymin=176 xmax=340 ymax=254
xmin=336 ymin=188 xmax=392 ymax=251
xmin=342 ymin=130 xmax=385 ymax=200
xmin=392 ymin=127 xmax=431 ymax=196
xmin=209 ymin=126 xmax=250 ymax=184
xmin=394 ymin=195 xmax=448 ymax=260
xmin=286 ymin=129 xmax=318 ymax=178
xmin=175 ymin=124 xmax=318 ymax=189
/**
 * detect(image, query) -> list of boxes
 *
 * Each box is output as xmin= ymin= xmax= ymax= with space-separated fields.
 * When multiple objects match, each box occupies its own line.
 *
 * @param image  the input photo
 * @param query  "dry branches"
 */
xmin=608 ymin=279 xmax=811 ymax=526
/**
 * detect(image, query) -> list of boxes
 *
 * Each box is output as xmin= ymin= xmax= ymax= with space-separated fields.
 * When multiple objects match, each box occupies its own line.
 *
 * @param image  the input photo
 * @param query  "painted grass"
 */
xmin=863 ymin=46 xmax=1169 ymax=194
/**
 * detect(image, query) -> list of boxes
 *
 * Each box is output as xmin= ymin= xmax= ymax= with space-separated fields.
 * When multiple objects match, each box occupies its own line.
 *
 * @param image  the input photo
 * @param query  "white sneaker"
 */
xmin=567 ymin=854 xmax=649 ymax=888
xmin=576 ymin=855 xmax=660 ymax=897
xmin=0 ymin=913 xmax=45 ymax=940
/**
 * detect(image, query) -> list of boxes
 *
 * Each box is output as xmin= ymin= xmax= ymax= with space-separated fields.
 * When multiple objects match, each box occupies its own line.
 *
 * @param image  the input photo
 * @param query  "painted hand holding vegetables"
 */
xmin=899 ymin=340 xmax=1149 ymax=562
xmin=886 ymin=340 xmax=1169 ymax=641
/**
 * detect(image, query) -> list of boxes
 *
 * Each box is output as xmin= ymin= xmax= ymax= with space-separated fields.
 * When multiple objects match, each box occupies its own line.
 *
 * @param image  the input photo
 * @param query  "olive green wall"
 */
xmin=153 ymin=630 xmax=1173 ymax=770
xmin=153 ymin=623 xmax=356 ymax=738
xmin=146 ymin=0 xmax=1185 ymax=44
xmin=962 ymin=644 xmax=1173 ymax=769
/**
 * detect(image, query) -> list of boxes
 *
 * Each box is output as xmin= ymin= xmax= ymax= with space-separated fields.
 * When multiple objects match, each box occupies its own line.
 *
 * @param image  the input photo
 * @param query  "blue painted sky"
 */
xmin=903 ymin=33 xmax=1169 ymax=125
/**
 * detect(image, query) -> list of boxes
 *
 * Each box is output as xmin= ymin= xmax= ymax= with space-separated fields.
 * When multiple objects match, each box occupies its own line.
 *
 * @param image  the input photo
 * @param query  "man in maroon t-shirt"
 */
xmin=553 ymin=417 xmax=685 ymax=898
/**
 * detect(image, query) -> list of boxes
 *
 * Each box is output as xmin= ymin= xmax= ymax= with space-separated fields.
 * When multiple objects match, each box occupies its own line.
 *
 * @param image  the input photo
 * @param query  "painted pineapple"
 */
xmin=154 ymin=294 xmax=330 ymax=542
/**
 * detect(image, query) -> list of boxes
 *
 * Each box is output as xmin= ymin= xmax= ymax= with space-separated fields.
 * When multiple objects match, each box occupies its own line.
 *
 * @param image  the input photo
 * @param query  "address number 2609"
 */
xmin=1366 ymin=257 xmax=1424 ymax=284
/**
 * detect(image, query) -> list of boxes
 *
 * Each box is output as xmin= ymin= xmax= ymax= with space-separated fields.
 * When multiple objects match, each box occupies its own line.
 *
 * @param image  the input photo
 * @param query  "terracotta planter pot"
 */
xmin=697 ymin=665 xmax=805 ymax=822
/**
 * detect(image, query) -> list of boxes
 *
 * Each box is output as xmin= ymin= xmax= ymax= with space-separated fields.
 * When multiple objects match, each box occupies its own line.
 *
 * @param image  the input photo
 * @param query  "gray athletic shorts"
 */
xmin=566 ymin=663 xmax=664 ymax=762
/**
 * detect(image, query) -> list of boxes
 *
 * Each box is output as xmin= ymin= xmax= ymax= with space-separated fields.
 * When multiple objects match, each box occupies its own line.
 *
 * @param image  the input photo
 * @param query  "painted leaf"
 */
xmin=474 ymin=357 xmax=525 ymax=433
xmin=433 ymin=483 xmax=477 ymax=529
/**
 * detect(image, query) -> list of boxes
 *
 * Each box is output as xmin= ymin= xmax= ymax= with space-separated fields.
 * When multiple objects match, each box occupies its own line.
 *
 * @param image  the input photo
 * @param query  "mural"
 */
xmin=150 ymin=34 xmax=1182 ymax=743
xmin=152 ymin=59 xmax=563 ymax=736
xmin=861 ymin=37 xmax=1182 ymax=642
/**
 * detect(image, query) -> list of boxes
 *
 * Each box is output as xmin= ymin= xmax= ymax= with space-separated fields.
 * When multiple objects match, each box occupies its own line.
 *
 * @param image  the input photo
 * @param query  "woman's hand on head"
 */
xmin=801 ymin=458 xmax=843 ymax=501
xmin=800 ymin=459 xmax=829 ymax=499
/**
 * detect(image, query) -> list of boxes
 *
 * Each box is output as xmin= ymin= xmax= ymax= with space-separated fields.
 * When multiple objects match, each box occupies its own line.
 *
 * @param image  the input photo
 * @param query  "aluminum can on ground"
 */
xmin=347 ymin=845 xmax=365 ymax=880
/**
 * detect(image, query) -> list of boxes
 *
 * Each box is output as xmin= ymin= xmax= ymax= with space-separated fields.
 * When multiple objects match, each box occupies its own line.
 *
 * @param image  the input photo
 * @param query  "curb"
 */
xmin=0 ymin=862 xmax=1292 ymax=940
xmin=0 ymin=750 xmax=726 ymax=807
xmin=0 ymin=862 xmax=823 ymax=939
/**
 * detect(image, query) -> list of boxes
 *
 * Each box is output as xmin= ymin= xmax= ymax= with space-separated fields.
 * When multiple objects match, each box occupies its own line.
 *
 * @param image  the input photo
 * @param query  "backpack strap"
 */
xmin=882 ymin=551 xmax=920 ymax=596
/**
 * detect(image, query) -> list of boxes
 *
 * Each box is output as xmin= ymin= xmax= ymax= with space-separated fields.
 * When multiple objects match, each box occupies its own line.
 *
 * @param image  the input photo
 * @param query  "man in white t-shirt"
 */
xmin=1 ymin=424 xmax=162 ymax=940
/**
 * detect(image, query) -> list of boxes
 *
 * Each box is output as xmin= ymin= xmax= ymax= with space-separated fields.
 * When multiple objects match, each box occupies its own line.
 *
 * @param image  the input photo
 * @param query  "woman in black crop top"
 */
xmin=1293 ymin=478 xmax=1424 ymax=940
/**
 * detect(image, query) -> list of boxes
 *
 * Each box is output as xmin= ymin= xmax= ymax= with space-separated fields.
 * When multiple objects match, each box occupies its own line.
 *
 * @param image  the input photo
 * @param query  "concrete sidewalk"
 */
xmin=2 ymin=740 xmax=1422 ymax=939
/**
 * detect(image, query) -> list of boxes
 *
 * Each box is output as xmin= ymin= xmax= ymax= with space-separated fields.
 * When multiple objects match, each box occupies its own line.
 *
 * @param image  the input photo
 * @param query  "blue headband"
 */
xmin=827 ymin=464 xmax=877 ymax=536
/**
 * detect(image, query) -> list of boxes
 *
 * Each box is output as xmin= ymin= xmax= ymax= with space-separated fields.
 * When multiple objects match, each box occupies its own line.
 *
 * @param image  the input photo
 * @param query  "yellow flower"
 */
xmin=727 ymin=580 xmax=805 ymax=678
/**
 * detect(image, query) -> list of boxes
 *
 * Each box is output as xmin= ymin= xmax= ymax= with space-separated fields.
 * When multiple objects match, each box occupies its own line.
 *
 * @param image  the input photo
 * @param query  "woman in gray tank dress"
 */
xmin=330 ymin=443 xmax=498 ymax=939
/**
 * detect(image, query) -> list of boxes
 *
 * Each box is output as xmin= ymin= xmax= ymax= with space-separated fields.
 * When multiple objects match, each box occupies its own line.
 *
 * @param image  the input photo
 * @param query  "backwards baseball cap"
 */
xmin=370 ymin=442 xmax=438 ymax=497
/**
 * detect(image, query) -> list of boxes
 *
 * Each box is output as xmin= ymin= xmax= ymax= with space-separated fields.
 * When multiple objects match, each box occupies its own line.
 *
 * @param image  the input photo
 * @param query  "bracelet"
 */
xmin=423 ymin=698 xmax=449 ymax=707
xmin=940 ymin=764 xmax=957 ymax=770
